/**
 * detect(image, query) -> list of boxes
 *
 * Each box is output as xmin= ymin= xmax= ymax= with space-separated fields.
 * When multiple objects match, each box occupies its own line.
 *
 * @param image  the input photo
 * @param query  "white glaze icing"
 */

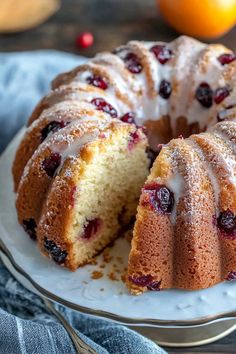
xmin=55 ymin=130 xmax=100 ymax=174
xmin=20 ymin=37 xmax=236 ymax=202
xmin=184 ymin=45 xmax=231 ymax=130
xmin=18 ymin=118 xmax=111 ymax=190
xmin=29 ymin=100 xmax=101 ymax=133
xmin=166 ymin=172 xmax=185 ymax=224
xmin=211 ymin=127 xmax=236 ymax=186
xmin=46 ymin=36 xmax=234 ymax=141
xmin=69 ymin=65 xmax=137 ymax=110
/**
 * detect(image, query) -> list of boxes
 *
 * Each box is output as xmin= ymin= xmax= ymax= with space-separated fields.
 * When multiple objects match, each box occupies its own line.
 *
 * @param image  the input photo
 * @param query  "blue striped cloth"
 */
xmin=0 ymin=51 xmax=167 ymax=354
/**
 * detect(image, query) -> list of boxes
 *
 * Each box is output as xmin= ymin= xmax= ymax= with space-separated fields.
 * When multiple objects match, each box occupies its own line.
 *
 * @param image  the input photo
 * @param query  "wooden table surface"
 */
xmin=1 ymin=0 xmax=236 ymax=352
xmin=1 ymin=0 xmax=236 ymax=54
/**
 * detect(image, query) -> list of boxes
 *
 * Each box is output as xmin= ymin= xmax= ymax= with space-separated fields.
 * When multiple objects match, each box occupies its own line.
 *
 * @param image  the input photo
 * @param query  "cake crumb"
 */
xmin=103 ymin=251 xmax=113 ymax=263
xmin=82 ymin=281 xmax=88 ymax=285
xmin=108 ymin=272 xmax=118 ymax=281
xmin=112 ymin=266 xmax=121 ymax=274
xmin=91 ymin=271 xmax=103 ymax=279
xmin=121 ymin=273 xmax=126 ymax=283
xmin=99 ymin=263 xmax=106 ymax=269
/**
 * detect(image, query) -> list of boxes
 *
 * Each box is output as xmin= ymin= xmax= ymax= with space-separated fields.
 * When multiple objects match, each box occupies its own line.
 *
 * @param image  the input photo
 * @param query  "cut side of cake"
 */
xmin=15 ymin=116 xmax=149 ymax=269
xmin=38 ymin=121 xmax=148 ymax=269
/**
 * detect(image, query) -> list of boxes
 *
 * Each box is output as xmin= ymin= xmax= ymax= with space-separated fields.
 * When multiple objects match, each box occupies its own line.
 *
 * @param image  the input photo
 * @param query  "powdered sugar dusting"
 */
xmin=18 ymin=118 xmax=111 ymax=188
xmin=186 ymin=138 xmax=220 ymax=208
xmin=47 ymin=37 xmax=236 ymax=138
xmin=55 ymin=131 xmax=100 ymax=174
xmin=169 ymin=140 xmax=213 ymax=225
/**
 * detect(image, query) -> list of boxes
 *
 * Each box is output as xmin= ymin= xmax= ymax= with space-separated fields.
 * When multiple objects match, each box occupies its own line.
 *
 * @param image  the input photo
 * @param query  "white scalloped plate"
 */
xmin=1 ymin=129 xmax=236 ymax=326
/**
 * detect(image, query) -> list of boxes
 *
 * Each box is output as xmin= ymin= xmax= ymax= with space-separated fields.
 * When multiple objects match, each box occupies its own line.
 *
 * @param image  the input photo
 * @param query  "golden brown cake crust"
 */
xmin=127 ymin=123 xmax=236 ymax=293
xmin=15 ymin=119 xmax=110 ymax=226
xmin=12 ymin=102 xmax=110 ymax=191
xmin=13 ymin=36 xmax=236 ymax=293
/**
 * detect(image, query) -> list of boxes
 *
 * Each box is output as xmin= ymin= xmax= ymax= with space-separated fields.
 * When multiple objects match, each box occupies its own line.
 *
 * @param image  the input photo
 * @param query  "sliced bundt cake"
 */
xmin=13 ymin=35 xmax=236 ymax=292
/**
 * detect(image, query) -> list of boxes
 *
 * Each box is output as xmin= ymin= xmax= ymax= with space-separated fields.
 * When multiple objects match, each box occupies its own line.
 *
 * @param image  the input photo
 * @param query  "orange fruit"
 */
xmin=157 ymin=0 xmax=236 ymax=39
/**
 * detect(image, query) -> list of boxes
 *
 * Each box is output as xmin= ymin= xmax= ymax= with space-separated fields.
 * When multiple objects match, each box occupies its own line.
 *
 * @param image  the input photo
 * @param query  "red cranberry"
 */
xmin=129 ymin=274 xmax=153 ymax=287
xmin=218 ymin=53 xmax=236 ymax=66
xmin=214 ymin=87 xmax=230 ymax=104
xmin=159 ymin=80 xmax=172 ymax=99
xmin=121 ymin=112 xmax=136 ymax=124
xmin=217 ymin=210 xmax=236 ymax=234
xmin=91 ymin=98 xmax=118 ymax=118
xmin=195 ymin=82 xmax=213 ymax=108
xmin=87 ymin=75 xmax=108 ymax=90
xmin=227 ymin=271 xmax=236 ymax=281
xmin=22 ymin=219 xmax=37 ymax=240
xmin=75 ymin=32 xmax=94 ymax=49
xmin=81 ymin=218 xmax=102 ymax=239
xmin=42 ymin=153 xmax=61 ymax=178
xmin=128 ymin=130 xmax=140 ymax=150
xmin=41 ymin=121 xmax=68 ymax=141
xmin=150 ymin=45 xmax=173 ymax=64
xmin=124 ymin=52 xmax=143 ymax=74
xmin=147 ymin=280 xmax=161 ymax=291
xmin=142 ymin=183 xmax=174 ymax=214
xmin=44 ymin=238 xmax=68 ymax=264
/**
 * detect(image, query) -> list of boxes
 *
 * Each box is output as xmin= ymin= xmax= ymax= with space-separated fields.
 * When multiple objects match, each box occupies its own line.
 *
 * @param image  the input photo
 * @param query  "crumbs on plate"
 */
xmin=91 ymin=270 xmax=103 ymax=279
xmin=90 ymin=247 xmax=127 ymax=283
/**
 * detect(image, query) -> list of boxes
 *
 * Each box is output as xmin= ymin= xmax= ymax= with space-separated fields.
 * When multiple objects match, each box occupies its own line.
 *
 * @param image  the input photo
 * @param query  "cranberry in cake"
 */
xmin=150 ymin=44 xmax=173 ymax=64
xmin=91 ymin=98 xmax=118 ymax=118
xmin=87 ymin=76 xmax=108 ymax=90
xmin=195 ymin=82 xmax=213 ymax=108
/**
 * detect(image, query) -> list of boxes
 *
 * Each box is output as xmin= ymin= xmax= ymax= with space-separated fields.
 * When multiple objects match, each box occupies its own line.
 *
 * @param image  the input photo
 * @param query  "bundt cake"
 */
xmin=12 ymin=35 xmax=236 ymax=291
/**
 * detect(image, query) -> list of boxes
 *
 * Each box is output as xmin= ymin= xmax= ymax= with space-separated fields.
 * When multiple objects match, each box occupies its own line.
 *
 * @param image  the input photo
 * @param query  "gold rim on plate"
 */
xmin=1 ymin=237 xmax=236 ymax=328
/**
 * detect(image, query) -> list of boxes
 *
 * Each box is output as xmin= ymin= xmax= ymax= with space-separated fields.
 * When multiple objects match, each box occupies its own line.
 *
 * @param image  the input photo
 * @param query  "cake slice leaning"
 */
xmin=33 ymin=120 xmax=149 ymax=269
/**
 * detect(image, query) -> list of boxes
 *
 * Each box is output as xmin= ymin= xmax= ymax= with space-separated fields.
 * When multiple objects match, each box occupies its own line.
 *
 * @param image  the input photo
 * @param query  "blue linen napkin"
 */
xmin=0 ymin=51 xmax=167 ymax=354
